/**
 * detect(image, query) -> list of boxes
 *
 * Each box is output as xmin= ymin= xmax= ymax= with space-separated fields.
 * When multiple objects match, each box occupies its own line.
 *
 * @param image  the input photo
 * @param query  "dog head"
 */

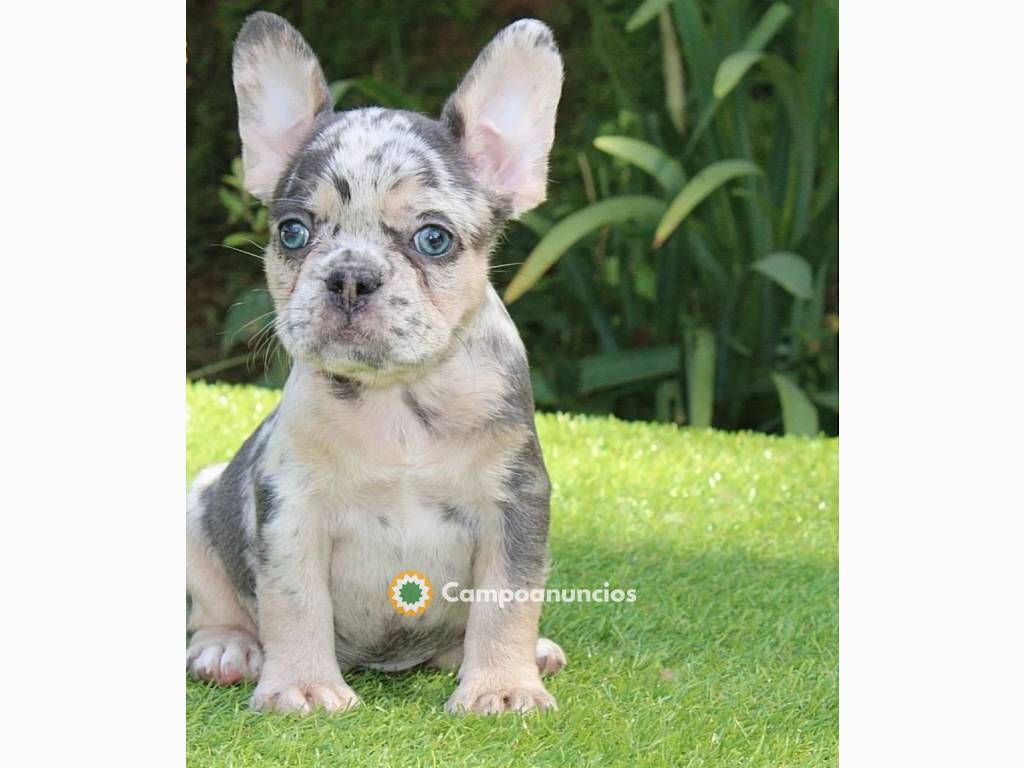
xmin=232 ymin=12 xmax=563 ymax=386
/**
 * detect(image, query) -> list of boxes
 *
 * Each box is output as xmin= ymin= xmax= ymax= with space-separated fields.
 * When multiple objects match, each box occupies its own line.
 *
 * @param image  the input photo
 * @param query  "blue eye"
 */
xmin=412 ymin=225 xmax=454 ymax=258
xmin=279 ymin=220 xmax=310 ymax=250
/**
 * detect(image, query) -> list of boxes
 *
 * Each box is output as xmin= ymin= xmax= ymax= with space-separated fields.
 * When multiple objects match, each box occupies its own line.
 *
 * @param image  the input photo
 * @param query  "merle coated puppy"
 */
xmin=186 ymin=12 xmax=566 ymax=714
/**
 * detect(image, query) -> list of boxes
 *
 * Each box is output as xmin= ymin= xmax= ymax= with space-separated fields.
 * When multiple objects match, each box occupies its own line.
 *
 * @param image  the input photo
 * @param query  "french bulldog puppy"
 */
xmin=186 ymin=12 xmax=566 ymax=715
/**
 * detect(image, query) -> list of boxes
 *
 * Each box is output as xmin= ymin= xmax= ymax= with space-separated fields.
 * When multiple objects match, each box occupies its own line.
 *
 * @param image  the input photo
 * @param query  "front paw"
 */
xmin=250 ymin=679 xmax=360 ymax=714
xmin=446 ymin=668 xmax=557 ymax=715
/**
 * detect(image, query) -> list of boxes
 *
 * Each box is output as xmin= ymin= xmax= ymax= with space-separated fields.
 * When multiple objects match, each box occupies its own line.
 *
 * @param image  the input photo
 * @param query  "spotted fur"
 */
xmin=186 ymin=11 xmax=566 ymax=715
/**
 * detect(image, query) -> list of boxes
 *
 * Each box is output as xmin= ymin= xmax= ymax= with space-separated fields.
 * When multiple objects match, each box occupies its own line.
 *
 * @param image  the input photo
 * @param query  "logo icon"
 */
xmin=388 ymin=570 xmax=433 ymax=616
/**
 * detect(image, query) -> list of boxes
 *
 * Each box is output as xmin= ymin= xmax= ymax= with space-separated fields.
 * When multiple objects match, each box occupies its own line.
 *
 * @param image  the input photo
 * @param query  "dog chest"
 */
xmin=326 ymin=489 xmax=476 ymax=670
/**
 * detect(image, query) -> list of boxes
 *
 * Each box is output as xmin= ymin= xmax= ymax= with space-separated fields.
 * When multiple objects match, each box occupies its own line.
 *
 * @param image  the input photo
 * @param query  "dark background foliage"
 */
xmin=187 ymin=0 xmax=838 ymax=435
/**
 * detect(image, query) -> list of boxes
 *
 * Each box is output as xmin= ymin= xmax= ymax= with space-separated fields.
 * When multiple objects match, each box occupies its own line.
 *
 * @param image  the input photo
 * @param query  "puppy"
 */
xmin=186 ymin=12 xmax=565 ymax=715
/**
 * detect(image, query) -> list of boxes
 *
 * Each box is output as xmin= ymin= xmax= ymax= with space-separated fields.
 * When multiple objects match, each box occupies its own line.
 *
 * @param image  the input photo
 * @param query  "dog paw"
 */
xmin=446 ymin=668 xmax=557 ymax=715
xmin=186 ymin=627 xmax=262 ymax=685
xmin=535 ymin=637 xmax=567 ymax=677
xmin=249 ymin=680 xmax=360 ymax=714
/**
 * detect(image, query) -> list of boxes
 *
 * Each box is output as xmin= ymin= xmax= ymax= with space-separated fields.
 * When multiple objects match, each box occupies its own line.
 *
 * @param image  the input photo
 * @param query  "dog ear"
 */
xmin=441 ymin=19 xmax=563 ymax=218
xmin=232 ymin=12 xmax=332 ymax=201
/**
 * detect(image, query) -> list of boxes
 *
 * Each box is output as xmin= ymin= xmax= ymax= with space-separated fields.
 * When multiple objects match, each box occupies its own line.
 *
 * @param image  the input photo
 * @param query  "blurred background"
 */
xmin=187 ymin=0 xmax=837 ymax=436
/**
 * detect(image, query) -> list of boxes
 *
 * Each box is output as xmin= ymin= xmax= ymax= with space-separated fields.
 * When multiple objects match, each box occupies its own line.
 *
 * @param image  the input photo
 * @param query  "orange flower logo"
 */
xmin=388 ymin=570 xmax=433 ymax=616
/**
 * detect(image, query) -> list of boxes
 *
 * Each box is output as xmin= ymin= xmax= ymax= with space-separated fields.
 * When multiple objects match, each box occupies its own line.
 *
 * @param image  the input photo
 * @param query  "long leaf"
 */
xmin=658 ymin=8 xmax=686 ymax=135
xmin=684 ymin=2 xmax=793 ymax=156
xmin=686 ymin=328 xmax=716 ymax=427
xmin=625 ymin=0 xmax=673 ymax=32
xmin=593 ymin=136 xmax=685 ymax=193
xmin=653 ymin=160 xmax=761 ymax=247
xmin=672 ymin=0 xmax=715 ymax=106
xmin=751 ymin=252 xmax=813 ymax=299
xmin=744 ymin=2 xmax=793 ymax=52
xmin=329 ymin=78 xmax=421 ymax=111
xmin=771 ymin=373 xmax=819 ymax=436
xmin=713 ymin=51 xmax=764 ymax=100
xmin=505 ymin=196 xmax=665 ymax=303
xmin=579 ymin=346 xmax=679 ymax=393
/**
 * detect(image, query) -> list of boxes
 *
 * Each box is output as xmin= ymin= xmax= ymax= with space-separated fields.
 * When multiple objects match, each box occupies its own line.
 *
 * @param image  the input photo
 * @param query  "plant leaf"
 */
xmin=517 ymin=211 xmax=553 ymax=237
xmin=771 ymin=373 xmax=819 ymax=436
xmin=751 ymin=252 xmax=813 ymax=299
xmin=221 ymin=288 xmax=274 ymax=356
xmin=744 ymin=2 xmax=793 ymax=52
xmin=625 ymin=0 xmax=673 ymax=32
xmin=505 ymin=196 xmax=665 ymax=304
xmin=578 ymin=346 xmax=679 ymax=394
xmin=329 ymin=78 xmax=420 ymax=111
xmin=658 ymin=8 xmax=686 ymax=135
xmin=713 ymin=51 xmax=764 ymax=99
xmin=813 ymin=391 xmax=839 ymax=412
xmin=686 ymin=328 xmax=716 ymax=428
xmin=653 ymin=160 xmax=761 ymax=247
xmin=223 ymin=232 xmax=264 ymax=248
xmin=593 ymin=136 xmax=685 ymax=193
xmin=685 ymin=2 xmax=793 ymax=156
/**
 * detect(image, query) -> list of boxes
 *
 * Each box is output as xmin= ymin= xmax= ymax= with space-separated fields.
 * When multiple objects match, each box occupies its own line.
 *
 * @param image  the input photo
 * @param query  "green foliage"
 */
xmin=187 ymin=382 xmax=838 ymax=766
xmin=505 ymin=0 xmax=838 ymax=435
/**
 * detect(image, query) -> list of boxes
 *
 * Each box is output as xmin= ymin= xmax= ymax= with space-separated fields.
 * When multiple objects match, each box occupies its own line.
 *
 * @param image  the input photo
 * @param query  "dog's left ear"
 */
xmin=442 ymin=19 xmax=563 ymax=217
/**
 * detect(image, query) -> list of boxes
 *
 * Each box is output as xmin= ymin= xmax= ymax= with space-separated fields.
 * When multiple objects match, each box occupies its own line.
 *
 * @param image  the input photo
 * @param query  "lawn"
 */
xmin=186 ymin=382 xmax=838 ymax=767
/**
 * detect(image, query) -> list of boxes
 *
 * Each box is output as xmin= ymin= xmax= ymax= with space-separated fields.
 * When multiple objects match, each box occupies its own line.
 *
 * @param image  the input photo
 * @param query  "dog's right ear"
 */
xmin=232 ymin=12 xmax=332 ymax=201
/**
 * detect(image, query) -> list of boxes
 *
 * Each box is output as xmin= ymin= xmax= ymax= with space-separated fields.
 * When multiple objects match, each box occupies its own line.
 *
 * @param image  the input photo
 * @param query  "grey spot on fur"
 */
xmin=254 ymin=474 xmax=279 ymax=528
xmin=388 ymin=295 xmax=409 ymax=308
xmin=326 ymin=373 xmax=362 ymax=401
xmin=332 ymin=172 xmax=351 ymax=203
xmin=532 ymin=27 xmax=558 ymax=52
xmin=442 ymin=103 xmax=464 ymax=141
xmin=441 ymin=503 xmax=476 ymax=531
xmin=498 ymin=433 xmax=551 ymax=590
xmin=400 ymin=111 xmax=477 ymax=191
xmin=402 ymin=388 xmax=438 ymax=432
xmin=200 ymin=408 xmax=278 ymax=597
xmin=253 ymin=473 xmax=280 ymax=565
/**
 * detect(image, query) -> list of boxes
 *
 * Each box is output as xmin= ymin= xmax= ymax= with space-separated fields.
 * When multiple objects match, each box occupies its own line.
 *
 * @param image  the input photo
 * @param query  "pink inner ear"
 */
xmin=474 ymin=120 xmax=529 ymax=198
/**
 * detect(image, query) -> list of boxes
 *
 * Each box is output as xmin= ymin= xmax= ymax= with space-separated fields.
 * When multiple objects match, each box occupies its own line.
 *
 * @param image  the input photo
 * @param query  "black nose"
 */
xmin=325 ymin=267 xmax=382 ymax=310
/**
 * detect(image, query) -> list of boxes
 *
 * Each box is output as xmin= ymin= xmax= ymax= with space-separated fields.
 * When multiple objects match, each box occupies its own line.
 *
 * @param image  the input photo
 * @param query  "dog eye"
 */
xmin=279 ymin=220 xmax=310 ymax=250
xmin=412 ymin=225 xmax=453 ymax=258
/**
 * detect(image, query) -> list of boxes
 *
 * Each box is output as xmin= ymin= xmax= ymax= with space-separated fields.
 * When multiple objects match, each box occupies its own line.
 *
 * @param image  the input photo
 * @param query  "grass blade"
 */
xmin=751 ymin=252 xmax=813 ymax=299
xmin=658 ymin=8 xmax=686 ymax=135
xmin=579 ymin=346 xmax=680 ymax=393
xmin=653 ymin=160 xmax=761 ymax=247
xmin=625 ymin=0 xmax=673 ymax=32
xmin=593 ymin=136 xmax=685 ymax=193
xmin=686 ymin=328 xmax=716 ymax=427
xmin=771 ymin=372 xmax=819 ymax=436
xmin=505 ymin=196 xmax=665 ymax=304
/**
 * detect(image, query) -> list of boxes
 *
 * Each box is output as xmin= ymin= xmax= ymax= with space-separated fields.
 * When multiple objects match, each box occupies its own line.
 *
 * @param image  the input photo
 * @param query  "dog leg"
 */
xmin=247 ymin=500 xmax=359 ymax=714
xmin=186 ymin=466 xmax=262 ymax=686
xmin=429 ymin=637 xmax=567 ymax=678
xmin=446 ymin=434 xmax=558 ymax=715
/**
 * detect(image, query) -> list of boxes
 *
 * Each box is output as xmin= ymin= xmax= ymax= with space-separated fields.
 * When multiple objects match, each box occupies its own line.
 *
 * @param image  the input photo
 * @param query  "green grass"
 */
xmin=187 ymin=381 xmax=838 ymax=767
